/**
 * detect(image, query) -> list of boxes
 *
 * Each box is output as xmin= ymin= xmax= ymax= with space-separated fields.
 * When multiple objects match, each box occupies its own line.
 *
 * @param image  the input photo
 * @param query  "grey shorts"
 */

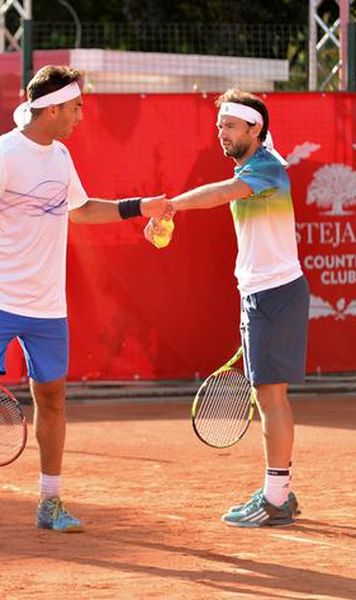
xmin=240 ymin=275 xmax=310 ymax=385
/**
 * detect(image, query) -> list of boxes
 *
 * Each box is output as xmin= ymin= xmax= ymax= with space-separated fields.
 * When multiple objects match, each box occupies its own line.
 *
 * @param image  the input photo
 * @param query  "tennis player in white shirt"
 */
xmin=0 ymin=64 xmax=169 ymax=532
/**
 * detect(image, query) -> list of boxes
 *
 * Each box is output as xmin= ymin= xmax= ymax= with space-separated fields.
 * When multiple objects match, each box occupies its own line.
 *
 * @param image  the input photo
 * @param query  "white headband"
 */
xmin=263 ymin=131 xmax=288 ymax=166
xmin=30 ymin=81 xmax=81 ymax=108
xmin=218 ymin=102 xmax=288 ymax=166
xmin=13 ymin=81 xmax=81 ymax=128
xmin=218 ymin=102 xmax=263 ymax=125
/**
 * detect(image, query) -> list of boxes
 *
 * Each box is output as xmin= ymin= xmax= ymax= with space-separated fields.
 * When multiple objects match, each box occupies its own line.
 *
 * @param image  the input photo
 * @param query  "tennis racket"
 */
xmin=0 ymin=384 xmax=27 ymax=467
xmin=192 ymin=347 xmax=256 ymax=448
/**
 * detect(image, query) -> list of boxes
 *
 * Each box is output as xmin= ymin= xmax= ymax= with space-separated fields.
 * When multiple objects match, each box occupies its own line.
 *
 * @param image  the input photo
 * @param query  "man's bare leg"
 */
xmin=31 ymin=377 xmax=83 ymax=531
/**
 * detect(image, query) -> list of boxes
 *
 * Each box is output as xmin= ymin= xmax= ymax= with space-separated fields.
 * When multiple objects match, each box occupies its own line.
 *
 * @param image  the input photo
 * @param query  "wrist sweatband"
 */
xmin=117 ymin=197 xmax=142 ymax=219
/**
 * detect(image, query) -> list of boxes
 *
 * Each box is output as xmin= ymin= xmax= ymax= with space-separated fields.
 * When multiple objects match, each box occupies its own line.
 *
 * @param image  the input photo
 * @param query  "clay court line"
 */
xmin=1 ymin=483 xmax=34 ymax=495
xmin=270 ymin=533 xmax=355 ymax=551
xmin=157 ymin=513 xmax=186 ymax=521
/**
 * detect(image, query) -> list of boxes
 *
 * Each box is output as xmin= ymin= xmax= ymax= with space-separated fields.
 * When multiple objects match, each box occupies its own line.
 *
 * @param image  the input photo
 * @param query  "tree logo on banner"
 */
xmin=289 ymin=144 xmax=356 ymax=322
xmin=306 ymin=164 xmax=356 ymax=215
xmin=305 ymin=163 xmax=356 ymax=320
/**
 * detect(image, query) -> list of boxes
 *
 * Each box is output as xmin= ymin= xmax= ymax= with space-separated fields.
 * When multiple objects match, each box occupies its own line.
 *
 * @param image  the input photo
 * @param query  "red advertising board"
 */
xmin=1 ymin=92 xmax=355 ymax=381
xmin=272 ymin=93 xmax=356 ymax=373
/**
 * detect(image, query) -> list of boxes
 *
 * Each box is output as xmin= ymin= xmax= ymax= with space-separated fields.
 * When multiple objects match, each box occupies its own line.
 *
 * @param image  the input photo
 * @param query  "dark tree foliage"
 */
xmin=32 ymin=0 xmax=356 ymax=25
xmin=33 ymin=0 xmax=310 ymax=24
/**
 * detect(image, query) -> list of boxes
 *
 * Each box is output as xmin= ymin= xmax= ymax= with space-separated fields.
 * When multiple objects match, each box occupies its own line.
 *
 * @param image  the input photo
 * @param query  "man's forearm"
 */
xmin=70 ymin=194 xmax=169 ymax=224
xmin=170 ymin=178 xmax=251 ymax=210
xmin=69 ymin=199 xmax=123 ymax=224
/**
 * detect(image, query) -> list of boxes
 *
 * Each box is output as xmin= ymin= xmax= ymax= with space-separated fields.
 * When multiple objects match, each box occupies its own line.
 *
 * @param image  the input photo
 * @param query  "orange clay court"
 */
xmin=0 ymin=393 xmax=355 ymax=600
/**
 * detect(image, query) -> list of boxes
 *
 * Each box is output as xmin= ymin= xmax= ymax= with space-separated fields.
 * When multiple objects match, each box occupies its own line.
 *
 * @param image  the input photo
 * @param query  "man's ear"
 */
xmin=250 ymin=122 xmax=262 ymax=140
xmin=48 ymin=105 xmax=60 ymax=119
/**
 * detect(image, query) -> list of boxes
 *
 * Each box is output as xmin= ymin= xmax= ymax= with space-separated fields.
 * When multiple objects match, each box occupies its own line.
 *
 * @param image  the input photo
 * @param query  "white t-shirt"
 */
xmin=230 ymin=147 xmax=302 ymax=296
xmin=0 ymin=128 xmax=88 ymax=318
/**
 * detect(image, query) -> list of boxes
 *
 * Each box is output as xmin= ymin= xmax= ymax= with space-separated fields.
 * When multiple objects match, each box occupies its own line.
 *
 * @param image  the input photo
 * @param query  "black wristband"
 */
xmin=117 ymin=197 xmax=142 ymax=220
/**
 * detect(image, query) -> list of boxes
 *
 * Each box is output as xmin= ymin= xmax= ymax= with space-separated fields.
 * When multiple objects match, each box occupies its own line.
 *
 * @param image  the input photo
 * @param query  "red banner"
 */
xmin=1 ymin=92 xmax=355 ymax=381
xmin=271 ymin=93 xmax=356 ymax=374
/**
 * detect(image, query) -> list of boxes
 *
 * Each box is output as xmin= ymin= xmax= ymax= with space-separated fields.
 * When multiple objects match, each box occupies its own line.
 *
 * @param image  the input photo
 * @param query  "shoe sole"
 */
xmin=229 ymin=497 xmax=301 ymax=517
xmin=36 ymin=523 xmax=84 ymax=533
xmin=222 ymin=516 xmax=294 ymax=528
xmin=229 ymin=504 xmax=301 ymax=517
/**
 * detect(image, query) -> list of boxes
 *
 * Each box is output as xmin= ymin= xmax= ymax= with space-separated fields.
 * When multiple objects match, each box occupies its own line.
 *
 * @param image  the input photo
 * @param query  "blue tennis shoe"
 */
xmin=222 ymin=494 xmax=294 ymax=527
xmin=36 ymin=497 xmax=83 ymax=532
xmin=228 ymin=487 xmax=300 ymax=516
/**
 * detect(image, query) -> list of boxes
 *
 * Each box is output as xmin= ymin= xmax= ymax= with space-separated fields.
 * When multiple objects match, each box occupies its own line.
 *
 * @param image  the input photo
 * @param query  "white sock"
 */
xmin=263 ymin=467 xmax=290 ymax=507
xmin=39 ymin=473 xmax=61 ymax=501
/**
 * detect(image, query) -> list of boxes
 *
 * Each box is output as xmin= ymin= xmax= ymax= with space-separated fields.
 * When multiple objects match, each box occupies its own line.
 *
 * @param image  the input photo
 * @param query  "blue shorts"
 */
xmin=240 ymin=276 xmax=310 ymax=385
xmin=0 ymin=309 xmax=69 ymax=383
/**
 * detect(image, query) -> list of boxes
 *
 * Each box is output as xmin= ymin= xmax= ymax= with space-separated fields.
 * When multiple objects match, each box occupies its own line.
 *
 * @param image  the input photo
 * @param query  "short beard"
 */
xmin=224 ymin=141 xmax=250 ymax=160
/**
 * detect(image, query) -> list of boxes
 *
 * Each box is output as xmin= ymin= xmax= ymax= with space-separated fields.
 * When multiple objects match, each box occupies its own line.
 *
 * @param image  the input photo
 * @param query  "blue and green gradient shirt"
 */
xmin=231 ymin=146 xmax=302 ymax=296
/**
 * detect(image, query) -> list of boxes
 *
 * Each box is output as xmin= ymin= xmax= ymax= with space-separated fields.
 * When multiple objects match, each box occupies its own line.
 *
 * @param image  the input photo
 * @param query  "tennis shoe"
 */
xmin=36 ymin=496 xmax=83 ymax=532
xmin=222 ymin=494 xmax=294 ymax=528
xmin=228 ymin=487 xmax=300 ymax=516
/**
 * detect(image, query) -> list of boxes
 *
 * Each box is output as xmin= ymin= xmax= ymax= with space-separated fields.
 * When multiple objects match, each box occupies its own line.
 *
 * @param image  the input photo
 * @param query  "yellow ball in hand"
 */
xmin=152 ymin=233 xmax=171 ymax=248
xmin=152 ymin=219 xmax=174 ymax=249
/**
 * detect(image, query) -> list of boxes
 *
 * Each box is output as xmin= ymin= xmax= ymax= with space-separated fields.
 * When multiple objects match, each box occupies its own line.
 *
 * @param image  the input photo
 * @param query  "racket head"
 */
xmin=192 ymin=366 xmax=255 ymax=449
xmin=0 ymin=384 xmax=27 ymax=467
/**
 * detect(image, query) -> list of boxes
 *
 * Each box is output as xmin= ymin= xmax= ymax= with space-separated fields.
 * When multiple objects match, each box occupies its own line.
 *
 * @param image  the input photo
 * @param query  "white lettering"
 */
xmin=303 ymin=254 xmax=356 ymax=285
xmin=304 ymin=256 xmax=314 ymax=269
xmin=303 ymin=254 xmax=356 ymax=269
xmin=296 ymin=220 xmax=356 ymax=248
xmin=342 ymin=222 xmax=356 ymax=244
xmin=314 ymin=255 xmax=325 ymax=269
xmin=321 ymin=270 xmax=356 ymax=285
xmin=319 ymin=222 xmax=336 ymax=245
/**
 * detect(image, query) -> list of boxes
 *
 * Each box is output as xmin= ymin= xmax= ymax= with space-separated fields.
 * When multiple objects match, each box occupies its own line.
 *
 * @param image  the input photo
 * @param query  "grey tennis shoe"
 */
xmin=228 ymin=487 xmax=301 ymax=516
xmin=222 ymin=494 xmax=294 ymax=528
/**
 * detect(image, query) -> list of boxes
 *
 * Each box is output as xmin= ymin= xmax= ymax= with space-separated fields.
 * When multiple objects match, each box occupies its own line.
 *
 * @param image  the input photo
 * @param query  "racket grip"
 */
xmin=152 ymin=218 xmax=174 ymax=249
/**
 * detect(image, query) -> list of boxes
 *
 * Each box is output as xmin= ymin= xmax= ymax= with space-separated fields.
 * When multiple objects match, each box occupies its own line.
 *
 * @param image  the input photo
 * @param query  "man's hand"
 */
xmin=140 ymin=194 xmax=173 ymax=219
xmin=144 ymin=218 xmax=164 ymax=244
xmin=144 ymin=214 xmax=175 ymax=246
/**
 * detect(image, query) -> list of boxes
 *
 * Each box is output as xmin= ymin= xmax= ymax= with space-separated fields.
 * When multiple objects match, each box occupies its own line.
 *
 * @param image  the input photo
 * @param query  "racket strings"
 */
xmin=197 ymin=375 xmax=251 ymax=446
xmin=0 ymin=391 xmax=26 ymax=461
xmin=194 ymin=369 xmax=253 ymax=447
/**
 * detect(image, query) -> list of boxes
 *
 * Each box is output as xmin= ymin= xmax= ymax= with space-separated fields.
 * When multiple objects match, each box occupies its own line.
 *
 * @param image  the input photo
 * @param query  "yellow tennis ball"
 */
xmin=152 ymin=219 xmax=174 ymax=249
xmin=153 ymin=233 xmax=171 ymax=248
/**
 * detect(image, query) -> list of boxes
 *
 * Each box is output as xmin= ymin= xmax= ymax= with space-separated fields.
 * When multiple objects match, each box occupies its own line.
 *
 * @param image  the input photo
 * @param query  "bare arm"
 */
xmin=69 ymin=195 xmax=170 ymax=224
xmin=69 ymin=199 xmax=120 ymax=224
xmin=169 ymin=177 xmax=252 ymax=211
xmin=144 ymin=178 xmax=252 ymax=244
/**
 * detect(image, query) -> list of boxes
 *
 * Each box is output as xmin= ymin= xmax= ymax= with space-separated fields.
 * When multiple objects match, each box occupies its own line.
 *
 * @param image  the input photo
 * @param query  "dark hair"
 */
xmin=27 ymin=65 xmax=84 ymax=103
xmin=216 ymin=88 xmax=269 ymax=142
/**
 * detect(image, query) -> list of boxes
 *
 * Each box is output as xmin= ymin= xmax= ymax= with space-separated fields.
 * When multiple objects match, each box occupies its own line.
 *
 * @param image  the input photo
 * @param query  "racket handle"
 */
xmin=152 ymin=218 xmax=174 ymax=249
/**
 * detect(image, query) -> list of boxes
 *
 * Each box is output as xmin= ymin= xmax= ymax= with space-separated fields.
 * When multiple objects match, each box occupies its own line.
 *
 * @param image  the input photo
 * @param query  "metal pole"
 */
xmin=0 ymin=0 xmax=32 ymax=52
xmin=0 ymin=0 xmax=5 ymax=52
xmin=348 ymin=22 xmax=356 ymax=91
xmin=309 ymin=0 xmax=318 ymax=90
xmin=21 ymin=18 xmax=33 ymax=91
xmin=339 ymin=0 xmax=350 ymax=90
xmin=58 ymin=0 xmax=81 ymax=48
